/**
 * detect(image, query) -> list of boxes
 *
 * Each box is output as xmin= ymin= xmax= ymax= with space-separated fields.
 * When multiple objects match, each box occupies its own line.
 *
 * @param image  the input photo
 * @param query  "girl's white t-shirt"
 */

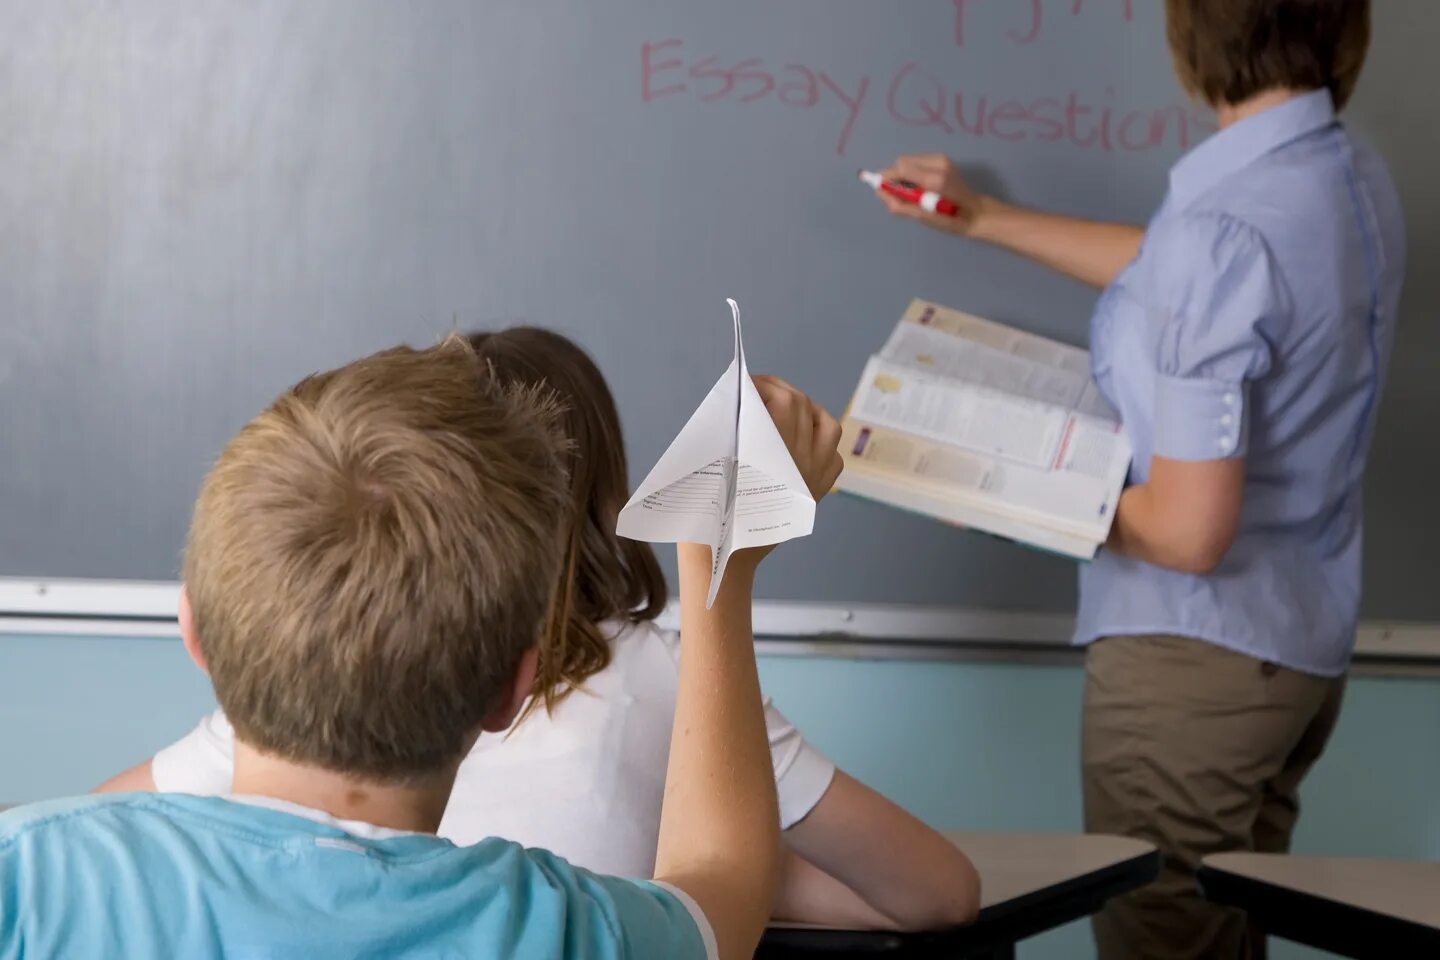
xmin=153 ymin=619 xmax=836 ymax=878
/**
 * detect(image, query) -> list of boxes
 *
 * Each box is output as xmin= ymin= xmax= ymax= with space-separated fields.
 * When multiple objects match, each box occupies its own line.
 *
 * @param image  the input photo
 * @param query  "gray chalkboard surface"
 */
xmin=2 ymin=1 xmax=1436 ymax=618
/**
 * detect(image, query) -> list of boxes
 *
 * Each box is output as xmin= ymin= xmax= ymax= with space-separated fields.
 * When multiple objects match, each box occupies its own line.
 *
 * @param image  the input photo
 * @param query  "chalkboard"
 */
xmin=2 ymin=1 xmax=1436 ymax=618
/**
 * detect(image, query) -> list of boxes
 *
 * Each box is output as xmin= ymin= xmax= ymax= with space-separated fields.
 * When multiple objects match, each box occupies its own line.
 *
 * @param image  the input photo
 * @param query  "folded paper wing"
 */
xmin=617 ymin=299 xmax=816 ymax=607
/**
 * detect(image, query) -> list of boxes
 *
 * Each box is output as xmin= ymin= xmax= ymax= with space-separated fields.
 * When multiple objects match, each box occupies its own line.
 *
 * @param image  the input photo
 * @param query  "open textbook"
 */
xmin=836 ymin=299 xmax=1131 ymax=560
xmin=617 ymin=300 xmax=816 ymax=606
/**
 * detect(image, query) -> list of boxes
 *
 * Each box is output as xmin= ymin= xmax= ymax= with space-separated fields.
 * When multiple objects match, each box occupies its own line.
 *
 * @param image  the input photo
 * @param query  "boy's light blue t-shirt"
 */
xmin=0 ymin=793 xmax=715 ymax=960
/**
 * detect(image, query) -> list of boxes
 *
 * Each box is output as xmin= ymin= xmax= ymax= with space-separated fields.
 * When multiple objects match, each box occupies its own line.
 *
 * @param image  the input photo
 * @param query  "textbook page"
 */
xmin=882 ymin=299 xmax=1119 ymax=422
xmin=895 ymin=299 xmax=1093 ymax=376
xmin=617 ymin=299 xmax=815 ymax=607
xmin=836 ymin=298 xmax=1134 ymax=556
xmin=846 ymin=355 xmax=1129 ymax=532
xmin=839 ymin=412 xmax=1129 ymax=547
xmin=851 ymin=357 xmax=1071 ymax=472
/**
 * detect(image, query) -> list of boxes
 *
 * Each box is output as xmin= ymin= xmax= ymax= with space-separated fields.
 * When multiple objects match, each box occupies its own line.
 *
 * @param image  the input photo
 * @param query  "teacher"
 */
xmin=873 ymin=2 xmax=1404 ymax=958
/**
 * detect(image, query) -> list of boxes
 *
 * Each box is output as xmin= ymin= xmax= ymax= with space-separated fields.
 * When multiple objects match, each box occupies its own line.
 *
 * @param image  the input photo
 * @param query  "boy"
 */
xmin=0 ymin=338 xmax=844 ymax=959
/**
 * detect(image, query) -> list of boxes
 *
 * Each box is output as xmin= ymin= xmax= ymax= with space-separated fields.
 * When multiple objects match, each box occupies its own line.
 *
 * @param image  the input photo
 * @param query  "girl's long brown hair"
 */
xmin=466 ymin=328 xmax=667 ymax=719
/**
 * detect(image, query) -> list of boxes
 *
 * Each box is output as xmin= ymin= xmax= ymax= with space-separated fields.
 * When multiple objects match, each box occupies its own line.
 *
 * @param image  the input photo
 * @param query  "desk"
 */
xmin=1198 ymin=852 xmax=1440 ymax=959
xmin=758 ymin=832 xmax=1158 ymax=959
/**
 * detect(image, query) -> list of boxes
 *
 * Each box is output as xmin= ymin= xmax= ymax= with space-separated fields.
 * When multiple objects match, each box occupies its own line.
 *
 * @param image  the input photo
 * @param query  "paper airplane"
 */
xmin=617 ymin=299 xmax=816 ymax=607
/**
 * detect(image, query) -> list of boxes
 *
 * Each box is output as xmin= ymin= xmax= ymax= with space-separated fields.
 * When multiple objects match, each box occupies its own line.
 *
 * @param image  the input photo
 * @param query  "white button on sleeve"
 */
xmin=1154 ymin=374 xmax=1249 ymax=461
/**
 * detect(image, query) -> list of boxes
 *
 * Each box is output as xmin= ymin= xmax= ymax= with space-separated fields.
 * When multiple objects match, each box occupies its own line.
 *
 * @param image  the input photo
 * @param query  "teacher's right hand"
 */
xmin=876 ymin=154 xmax=984 ymax=237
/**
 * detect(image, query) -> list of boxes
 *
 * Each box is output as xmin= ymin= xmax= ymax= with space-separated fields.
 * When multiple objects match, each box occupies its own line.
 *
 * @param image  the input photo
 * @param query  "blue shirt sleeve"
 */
xmin=605 ymin=879 xmax=716 ymax=960
xmin=1149 ymin=212 xmax=1289 ymax=461
xmin=523 ymin=847 xmax=714 ymax=960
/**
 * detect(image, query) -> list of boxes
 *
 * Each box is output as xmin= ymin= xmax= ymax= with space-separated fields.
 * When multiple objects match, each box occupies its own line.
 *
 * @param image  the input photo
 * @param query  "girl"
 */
xmin=99 ymin=326 xmax=980 ymax=931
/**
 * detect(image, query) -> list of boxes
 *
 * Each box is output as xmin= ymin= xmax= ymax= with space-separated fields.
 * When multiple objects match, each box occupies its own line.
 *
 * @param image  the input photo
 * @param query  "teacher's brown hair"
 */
xmin=1166 ymin=0 xmax=1371 ymax=110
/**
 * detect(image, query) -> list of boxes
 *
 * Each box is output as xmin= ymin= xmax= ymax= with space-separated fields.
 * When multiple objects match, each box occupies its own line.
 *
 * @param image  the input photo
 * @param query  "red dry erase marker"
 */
xmin=858 ymin=169 xmax=960 ymax=216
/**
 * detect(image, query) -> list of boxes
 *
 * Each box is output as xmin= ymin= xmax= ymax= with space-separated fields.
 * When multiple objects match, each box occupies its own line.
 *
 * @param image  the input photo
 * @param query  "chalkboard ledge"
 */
xmin=2 ymin=578 xmax=1438 ymax=676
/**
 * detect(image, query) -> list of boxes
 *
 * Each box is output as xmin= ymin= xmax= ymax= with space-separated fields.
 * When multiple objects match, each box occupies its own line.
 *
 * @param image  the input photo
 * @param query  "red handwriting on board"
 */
xmin=886 ymin=61 xmax=1212 ymax=151
xmin=953 ymin=0 xmax=1134 ymax=48
xmin=642 ymin=39 xmax=870 ymax=155
xmin=641 ymin=40 xmax=1212 ymax=156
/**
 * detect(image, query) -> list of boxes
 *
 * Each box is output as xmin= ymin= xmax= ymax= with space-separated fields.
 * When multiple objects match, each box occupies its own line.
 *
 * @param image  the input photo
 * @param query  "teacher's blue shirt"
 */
xmin=1077 ymin=89 xmax=1406 ymax=676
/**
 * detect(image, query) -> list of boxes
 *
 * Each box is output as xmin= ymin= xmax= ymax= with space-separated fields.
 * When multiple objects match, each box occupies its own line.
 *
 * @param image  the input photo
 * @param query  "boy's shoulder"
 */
xmin=1 ymin=794 xmax=716 ymax=960
xmin=0 ymin=793 xmax=268 ymax=883
xmin=0 ymin=792 xmax=161 ymax=846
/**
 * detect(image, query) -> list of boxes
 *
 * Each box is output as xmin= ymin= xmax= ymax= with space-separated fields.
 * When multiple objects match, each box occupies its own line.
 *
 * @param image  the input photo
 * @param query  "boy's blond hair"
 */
xmin=182 ymin=337 xmax=569 ymax=782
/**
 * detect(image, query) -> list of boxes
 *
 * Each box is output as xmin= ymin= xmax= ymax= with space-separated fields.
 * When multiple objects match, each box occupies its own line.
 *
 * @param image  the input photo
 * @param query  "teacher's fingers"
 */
xmin=892 ymin=155 xmax=951 ymax=193
xmin=881 ymin=191 xmax=958 ymax=233
xmin=878 ymin=192 xmax=921 ymax=220
xmin=879 ymin=184 xmax=965 ymax=235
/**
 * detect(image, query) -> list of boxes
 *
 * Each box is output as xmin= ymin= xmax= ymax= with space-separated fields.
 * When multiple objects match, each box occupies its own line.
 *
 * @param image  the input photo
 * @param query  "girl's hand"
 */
xmin=678 ymin=377 xmax=842 ymax=576
xmin=751 ymin=375 xmax=844 ymax=502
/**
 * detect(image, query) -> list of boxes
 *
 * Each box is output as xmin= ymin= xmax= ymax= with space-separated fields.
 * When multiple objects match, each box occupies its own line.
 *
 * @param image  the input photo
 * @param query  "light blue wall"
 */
xmin=2 ymin=632 xmax=1436 ymax=959
xmin=0 ymin=634 xmax=217 ymax=796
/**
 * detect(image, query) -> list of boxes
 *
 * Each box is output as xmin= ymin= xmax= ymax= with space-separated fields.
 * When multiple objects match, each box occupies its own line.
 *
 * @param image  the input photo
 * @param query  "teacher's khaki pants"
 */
xmin=1082 ymin=634 xmax=1345 ymax=960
